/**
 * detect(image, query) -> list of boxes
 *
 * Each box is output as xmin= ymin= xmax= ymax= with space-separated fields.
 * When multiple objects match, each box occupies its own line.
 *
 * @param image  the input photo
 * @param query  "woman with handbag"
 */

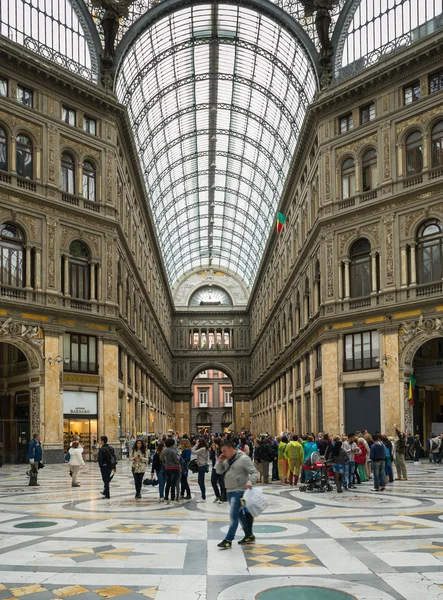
xmin=179 ymin=438 xmax=192 ymax=499
xmin=151 ymin=442 xmax=165 ymax=502
xmin=68 ymin=441 xmax=85 ymax=488
xmin=193 ymin=437 xmax=209 ymax=503
xmin=131 ymin=439 xmax=149 ymax=499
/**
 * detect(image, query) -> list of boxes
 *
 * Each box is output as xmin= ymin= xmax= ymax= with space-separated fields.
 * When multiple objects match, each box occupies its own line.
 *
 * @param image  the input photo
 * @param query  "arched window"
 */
xmin=362 ymin=149 xmax=377 ymax=191
xmin=0 ymin=127 xmax=7 ymax=171
xmin=416 ymin=220 xmax=443 ymax=285
xmin=406 ymin=131 xmax=423 ymax=176
xmin=82 ymin=161 xmax=96 ymax=201
xmin=61 ymin=152 xmax=75 ymax=194
xmin=350 ymin=238 xmax=371 ymax=298
xmin=341 ymin=158 xmax=355 ymax=199
xmin=0 ymin=223 xmax=25 ymax=287
xmin=431 ymin=121 xmax=443 ymax=169
xmin=16 ymin=135 xmax=33 ymax=179
xmin=68 ymin=240 xmax=90 ymax=300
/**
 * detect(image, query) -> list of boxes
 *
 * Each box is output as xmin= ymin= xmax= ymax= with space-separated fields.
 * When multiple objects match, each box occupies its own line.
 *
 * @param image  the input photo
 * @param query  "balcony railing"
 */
xmin=17 ymin=177 xmax=37 ymax=192
xmin=416 ymin=282 xmax=443 ymax=297
xmin=0 ymin=171 xmax=12 ymax=184
xmin=403 ymin=173 xmax=423 ymax=188
xmin=349 ymin=297 xmax=372 ymax=310
xmin=428 ymin=166 xmax=443 ymax=180
xmin=71 ymin=299 xmax=93 ymax=311
xmin=0 ymin=285 xmax=27 ymax=300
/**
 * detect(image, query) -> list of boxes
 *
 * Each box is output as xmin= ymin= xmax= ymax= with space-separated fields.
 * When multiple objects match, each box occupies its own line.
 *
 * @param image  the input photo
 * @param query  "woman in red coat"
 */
xmin=355 ymin=438 xmax=367 ymax=483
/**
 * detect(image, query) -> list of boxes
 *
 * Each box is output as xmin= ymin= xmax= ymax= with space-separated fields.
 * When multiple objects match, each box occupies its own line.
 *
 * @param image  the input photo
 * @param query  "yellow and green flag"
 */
xmin=276 ymin=212 xmax=286 ymax=233
xmin=408 ymin=374 xmax=416 ymax=406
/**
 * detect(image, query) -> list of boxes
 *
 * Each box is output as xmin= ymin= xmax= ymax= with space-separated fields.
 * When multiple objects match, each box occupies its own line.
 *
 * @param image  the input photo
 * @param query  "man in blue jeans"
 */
xmin=370 ymin=434 xmax=386 ymax=492
xmin=215 ymin=440 xmax=259 ymax=549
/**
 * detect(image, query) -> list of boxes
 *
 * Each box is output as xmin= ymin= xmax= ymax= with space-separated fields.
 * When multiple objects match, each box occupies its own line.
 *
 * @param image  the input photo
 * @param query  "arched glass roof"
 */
xmin=1 ymin=0 xmax=99 ymax=81
xmin=335 ymin=0 xmax=443 ymax=80
xmin=115 ymin=2 xmax=317 ymax=287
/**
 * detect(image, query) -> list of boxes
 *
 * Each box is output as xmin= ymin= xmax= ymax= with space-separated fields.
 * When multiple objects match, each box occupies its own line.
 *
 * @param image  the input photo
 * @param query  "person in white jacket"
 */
xmin=68 ymin=441 xmax=85 ymax=487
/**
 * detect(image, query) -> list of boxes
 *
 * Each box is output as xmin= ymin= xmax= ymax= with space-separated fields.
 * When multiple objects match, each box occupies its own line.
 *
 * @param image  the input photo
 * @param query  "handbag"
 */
xmin=64 ymin=452 xmax=70 ymax=463
xmin=188 ymin=459 xmax=199 ymax=473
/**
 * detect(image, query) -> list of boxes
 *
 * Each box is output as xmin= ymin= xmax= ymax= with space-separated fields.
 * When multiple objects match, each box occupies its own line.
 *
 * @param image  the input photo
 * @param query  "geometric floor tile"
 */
xmin=242 ymin=544 xmax=322 ymax=568
xmin=347 ymin=519 xmax=432 ymax=532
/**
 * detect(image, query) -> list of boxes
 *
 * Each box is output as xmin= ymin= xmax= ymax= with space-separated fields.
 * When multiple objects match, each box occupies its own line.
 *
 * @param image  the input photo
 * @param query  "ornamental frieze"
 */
xmin=336 ymin=133 xmax=377 ymax=158
xmin=399 ymin=316 xmax=443 ymax=350
xmin=0 ymin=109 xmax=42 ymax=143
xmin=396 ymin=105 xmax=443 ymax=137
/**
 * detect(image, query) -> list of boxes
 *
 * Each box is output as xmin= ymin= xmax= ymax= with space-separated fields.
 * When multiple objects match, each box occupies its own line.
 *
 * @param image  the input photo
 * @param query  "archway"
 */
xmin=411 ymin=337 xmax=443 ymax=443
xmin=0 ymin=342 xmax=37 ymax=463
xmin=191 ymin=368 xmax=233 ymax=435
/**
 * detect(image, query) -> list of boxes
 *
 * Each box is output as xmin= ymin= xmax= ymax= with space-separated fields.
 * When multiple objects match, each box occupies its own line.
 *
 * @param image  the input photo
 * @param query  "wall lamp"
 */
xmin=46 ymin=355 xmax=63 ymax=366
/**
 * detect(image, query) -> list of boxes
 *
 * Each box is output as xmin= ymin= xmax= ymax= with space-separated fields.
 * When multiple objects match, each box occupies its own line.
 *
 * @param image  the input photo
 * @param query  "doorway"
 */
xmin=412 ymin=338 xmax=443 ymax=442
xmin=63 ymin=417 xmax=98 ymax=461
xmin=0 ymin=343 xmax=30 ymax=463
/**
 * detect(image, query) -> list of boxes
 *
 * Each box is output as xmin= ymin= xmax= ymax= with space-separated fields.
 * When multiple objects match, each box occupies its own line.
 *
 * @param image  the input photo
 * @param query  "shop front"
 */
xmin=63 ymin=391 xmax=98 ymax=461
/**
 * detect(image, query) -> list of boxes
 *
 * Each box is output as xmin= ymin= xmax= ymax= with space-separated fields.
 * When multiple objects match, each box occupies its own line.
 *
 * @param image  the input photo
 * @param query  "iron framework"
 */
xmin=115 ymin=1 xmax=317 ymax=287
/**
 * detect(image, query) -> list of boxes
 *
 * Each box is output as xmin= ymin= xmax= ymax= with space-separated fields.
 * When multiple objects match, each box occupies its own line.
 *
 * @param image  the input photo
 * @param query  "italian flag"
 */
xmin=276 ymin=212 xmax=286 ymax=233
xmin=408 ymin=374 xmax=416 ymax=406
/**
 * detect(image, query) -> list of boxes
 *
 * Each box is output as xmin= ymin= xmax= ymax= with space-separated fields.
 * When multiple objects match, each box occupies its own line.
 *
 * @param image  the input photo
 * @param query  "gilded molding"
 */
xmin=60 ymin=135 xmax=100 ymax=159
xmin=0 ymin=109 xmax=42 ymax=143
xmin=336 ymin=133 xmax=377 ymax=158
xmin=396 ymin=105 xmax=443 ymax=137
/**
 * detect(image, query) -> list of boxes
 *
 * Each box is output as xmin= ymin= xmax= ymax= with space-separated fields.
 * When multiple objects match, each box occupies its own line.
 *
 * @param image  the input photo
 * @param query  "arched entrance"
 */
xmin=411 ymin=337 xmax=443 ymax=442
xmin=0 ymin=339 xmax=43 ymax=463
xmin=191 ymin=368 xmax=233 ymax=435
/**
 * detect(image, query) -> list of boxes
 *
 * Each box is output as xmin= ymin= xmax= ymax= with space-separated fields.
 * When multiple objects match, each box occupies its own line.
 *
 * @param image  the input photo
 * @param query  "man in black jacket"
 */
xmin=98 ymin=435 xmax=117 ymax=499
xmin=256 ymin=435 xmax=274 ymax=484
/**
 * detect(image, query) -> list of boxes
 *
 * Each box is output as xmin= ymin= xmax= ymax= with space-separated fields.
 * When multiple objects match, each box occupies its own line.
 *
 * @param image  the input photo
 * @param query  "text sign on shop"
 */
xmin=64 ymin=391 xmax=97 ymax=415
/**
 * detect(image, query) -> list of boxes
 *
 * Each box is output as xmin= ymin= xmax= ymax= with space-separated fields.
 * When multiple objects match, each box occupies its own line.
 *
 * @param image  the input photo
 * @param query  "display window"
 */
xmin=63 ymin=417 xmax=98 ymax=461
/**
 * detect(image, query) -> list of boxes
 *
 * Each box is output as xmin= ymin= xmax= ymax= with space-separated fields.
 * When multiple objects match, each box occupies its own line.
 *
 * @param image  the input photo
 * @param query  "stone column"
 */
xmin=382 ymin=332 xmax=401 ymax=432
xmin=43 ymin=332 xmax=63 ymax=462
xmin=322 ymin=339 xmax=340 ymax=433
xmin=338 ymin=261 xmax=343 ymax=300
xmin=63 ymin=255 xmax=70 ymax=296
xmin=344 ymin=259 xmax=351 ymax=299
xmin=97 ymin=263 xmax=102 ymax=302
xmin=423 ymin=134 xmax=429 ymax=170
xmin=103 ymin=340 xmax=119 ymax=446
xmin=313 ymin=282 xmax=319 ymax=313
xmin=25 ymin=246 xmax=32 ymax=289
xmin=400 ymin=246 xmax=408 ymax=288
xmin=90 ymin=262 xmax=96 ymax=301
xmin=35 ymin=249 xmax=42 ymax=290
xmin=371 ymin=252 xmax=378 ymax=294
xmin=410 ymin=243 xmax=417 ymax=285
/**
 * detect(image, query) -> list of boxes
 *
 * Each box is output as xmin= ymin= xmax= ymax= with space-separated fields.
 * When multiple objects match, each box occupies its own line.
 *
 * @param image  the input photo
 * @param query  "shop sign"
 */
xmin=64 ymin=391 xmax=97 ymax=415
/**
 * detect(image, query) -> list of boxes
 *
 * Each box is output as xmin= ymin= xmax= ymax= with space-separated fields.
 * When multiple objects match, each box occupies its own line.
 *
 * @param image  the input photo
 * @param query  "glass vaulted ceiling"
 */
xmin=116 ymin=3 xmax=317 ymax=287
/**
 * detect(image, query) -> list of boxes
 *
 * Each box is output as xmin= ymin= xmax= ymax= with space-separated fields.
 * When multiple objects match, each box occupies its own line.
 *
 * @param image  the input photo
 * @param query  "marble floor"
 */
xmin=0 ymin=461 xmax=443 ymax=599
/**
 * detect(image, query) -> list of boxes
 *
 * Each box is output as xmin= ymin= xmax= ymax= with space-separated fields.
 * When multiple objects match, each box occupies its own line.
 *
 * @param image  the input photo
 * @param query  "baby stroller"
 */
xmin=299 ymin=452 xmax=333 ymax=492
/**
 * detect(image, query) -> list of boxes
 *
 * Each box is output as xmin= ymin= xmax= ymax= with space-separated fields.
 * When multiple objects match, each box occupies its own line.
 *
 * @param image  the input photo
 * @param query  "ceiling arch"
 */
xmin=115 ymin=0 xmax=318 ymax=288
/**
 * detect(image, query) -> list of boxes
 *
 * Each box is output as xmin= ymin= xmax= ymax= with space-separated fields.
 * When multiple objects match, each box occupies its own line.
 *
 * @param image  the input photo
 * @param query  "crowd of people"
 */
xmin=27 ymin=426 xmax=443 ymax=547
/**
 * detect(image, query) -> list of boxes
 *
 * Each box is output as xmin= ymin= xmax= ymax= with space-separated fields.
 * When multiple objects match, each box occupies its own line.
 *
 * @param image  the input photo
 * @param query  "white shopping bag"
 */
xmin=243 ymin=487 xmax=269 ymax=517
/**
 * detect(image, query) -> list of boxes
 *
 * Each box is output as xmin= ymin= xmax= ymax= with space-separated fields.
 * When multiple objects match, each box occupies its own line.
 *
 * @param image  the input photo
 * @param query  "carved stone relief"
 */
xmin=384 ymin=215 xmax=394 ymax=286
xmin=46 ymin=218 xmax=57 ymax=288
xmin=106 ymin=235 xmax=114 ymax=300
xmin=60 ymin=135 xmax=100 ymax=159
xmin=48 ymin=125 xmax=56 ymax=183
xmin=0 ymin=109 xmax=42 ymax=143
xmin=324 ymin=149 xmax=331 ymax=201
xmin=399 ymin=316 xmax=443 ymax=350
xmin=336 ymin=134 xmax=377 ymax=158
xmin=30 ymin=387 xmax=41 ymax=435
xmin=396 ymin=105 xmax=443 ymax=137
xmin=382 ymin=125 xmax=391 ymax=181
xmin=404 ymin=382 xmax=413 ymax=434
xmin=0 ymin=319 xmax=43 ymax=369
xmin=106 ymin=151 xmax=113 ymax=204
xmin=325 ymin=232 xmax=334 ymax=297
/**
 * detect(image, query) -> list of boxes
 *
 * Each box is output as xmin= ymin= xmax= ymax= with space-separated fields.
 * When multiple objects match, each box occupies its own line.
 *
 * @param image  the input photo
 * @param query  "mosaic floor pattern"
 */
xmin=0 ymin=461 xmax=443 ymax=599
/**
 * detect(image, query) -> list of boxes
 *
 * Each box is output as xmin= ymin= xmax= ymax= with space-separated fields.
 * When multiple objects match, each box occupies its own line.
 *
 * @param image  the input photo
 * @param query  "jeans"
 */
xmin=133 ymin=472 xmax=143 ymax=496
xmin=198 ymin=466 xmax=207 ymax=499
xmin=180 ymin=473 xmax=191 ymax=497
xmin=100 ymin=466 xmax=113 ymax=498
xmin=344 ymin=461 xmax=355 ymax=487
xmin=385 ymin=463 xmax=394 ymax=483
xmin=225 ymin=491 xmax=254 ymax=542
xmin=372 ymin=461 xmax=386 ymax=490
xmin=157 ymin=469 xmax=165 ymax=498
xmin=165 ymin=469 xmax=180 ymax=501
xmin=211 ymin=468 xmax=226 ymax=499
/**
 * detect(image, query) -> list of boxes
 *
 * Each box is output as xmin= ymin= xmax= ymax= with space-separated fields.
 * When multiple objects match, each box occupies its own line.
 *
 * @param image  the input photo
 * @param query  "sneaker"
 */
xmin=217 ymin=499 xmax=225 ymax=505
xmin=165 ymin=500 xmax=170 ymax=505
xmin=350 ymin=485 xmax=357 ymax=489
xmin=217 ymin=540 xmax=232 ymax=549
xmin=238 ymin=536 xmax=256 ymax=545
xmin=158 ymin=497 xmax=164 ymax=503
xmin=197 ymin=499 xmax=206 ymax=503
xmin=337 ymin=489 xmax=343 ymax=494
xmin=371 ymin=488 xmax=380 ymax=492
xmin=185 ymin=495 xmax=192 ymax=500
xmin=380 ymin=487 xmax=386 ymax=491
xmin=213 ymin=497 xmax=221 ymax=503
xmin=100 ymin=491 xmax=106 ymax=496
xmin=72 ymin=483 xmax=81 ymax=487
xmin=414 ymin=461 xmax=420 ymax=465
xmin=174 ymin=499 xmax=180 ymax=503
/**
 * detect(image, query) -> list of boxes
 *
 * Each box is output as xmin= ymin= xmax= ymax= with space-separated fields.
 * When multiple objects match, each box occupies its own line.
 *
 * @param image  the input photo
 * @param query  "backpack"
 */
xmin=431 ymin=440 xmax=439 ymax=452
xmin=102 ymin=445 xmax=117 ymax=466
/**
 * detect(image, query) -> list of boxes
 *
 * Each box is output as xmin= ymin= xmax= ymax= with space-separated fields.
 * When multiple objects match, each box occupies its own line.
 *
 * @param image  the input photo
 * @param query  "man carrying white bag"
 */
xmin=216 ymin=440 xmax=261 ymax=549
